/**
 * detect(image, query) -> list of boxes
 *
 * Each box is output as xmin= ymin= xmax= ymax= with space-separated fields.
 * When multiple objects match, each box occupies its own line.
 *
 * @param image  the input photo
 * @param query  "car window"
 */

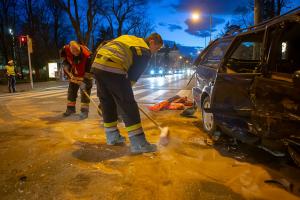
xmin=231 ymin=41 xmax=263 ymax=60
xmin=200 ymin=40 xmax=231 ymax=69
xmin=226 ymin=32 xmax=264 ymax=73
xmin=269 ymin=22 xmax=300 ymax=80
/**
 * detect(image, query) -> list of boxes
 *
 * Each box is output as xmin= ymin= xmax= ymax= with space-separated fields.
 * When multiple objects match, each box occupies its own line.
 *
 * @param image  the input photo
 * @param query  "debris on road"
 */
xmin=180 ymin=106 xmax=197 ymax=117
xmin=265 ymin=178 xmax=294 ymax=192
xmin=148 ymin=95 xmax=193 ymax=111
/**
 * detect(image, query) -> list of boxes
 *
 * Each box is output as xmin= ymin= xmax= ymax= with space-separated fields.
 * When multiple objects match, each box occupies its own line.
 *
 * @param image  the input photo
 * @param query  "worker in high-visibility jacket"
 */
xmin=5 ymin=60 xmax=17 ymax=93
xmin=92 ymin=33 xmax=163 ymax=154
xmin=60 ymin=41 xmax=93 ymax=119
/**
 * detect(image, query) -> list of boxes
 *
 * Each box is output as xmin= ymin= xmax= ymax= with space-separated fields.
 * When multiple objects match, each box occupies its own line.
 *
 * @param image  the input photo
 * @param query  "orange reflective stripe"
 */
xmin=67 ymin=101 xmax=76 ymax=106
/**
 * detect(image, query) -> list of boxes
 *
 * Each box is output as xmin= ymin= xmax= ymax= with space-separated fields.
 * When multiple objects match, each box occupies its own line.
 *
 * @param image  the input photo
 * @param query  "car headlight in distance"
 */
xmin=150 ymin=70 xmax=155 ymax=75
xmin=168 ymin=70 xmax=172 ymax=74
xmin=159 ymin=70 xmax=163 ymax=74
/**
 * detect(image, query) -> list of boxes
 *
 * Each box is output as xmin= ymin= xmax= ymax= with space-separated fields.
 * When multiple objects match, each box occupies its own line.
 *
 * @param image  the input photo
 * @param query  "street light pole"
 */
xmin=209 ymin=13 xmax=212 ymax=43
xmin=9 ymin=28 xmax=16 ymax=62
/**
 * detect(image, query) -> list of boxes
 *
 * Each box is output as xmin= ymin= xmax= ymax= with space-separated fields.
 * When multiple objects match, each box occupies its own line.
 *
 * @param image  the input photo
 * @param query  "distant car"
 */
xmin=192 ymin=9 xmax=300 ymax=166
xmin=149 ymin=68 xmax=165 ymax=76
xmin=165 ymin=69 xmax=173 ymax=75
xmin=174 ymin=69 xmax=184 ymax=74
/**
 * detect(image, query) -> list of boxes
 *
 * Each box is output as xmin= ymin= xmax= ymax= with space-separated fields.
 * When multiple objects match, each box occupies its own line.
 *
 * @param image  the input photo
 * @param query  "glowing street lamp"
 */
xmin=191 ymin=11 xmax=212 ymax=46
xmin=191 ymin=12 xmax=200 ymax=21
xmin=9 ymin=28 xmax=13 ymax=35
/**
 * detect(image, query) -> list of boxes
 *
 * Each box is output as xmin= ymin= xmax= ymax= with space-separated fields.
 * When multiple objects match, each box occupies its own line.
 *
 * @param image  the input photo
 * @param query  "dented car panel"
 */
xmin=211 ymin=73 xmax=260 ymax=117
xmin=193 ymin=65 xmax=218 ymax=108
xmin=192 ymin=9 xmax=300 ymax=166
xmin=250 ymin=76 xmax=300 ymax=139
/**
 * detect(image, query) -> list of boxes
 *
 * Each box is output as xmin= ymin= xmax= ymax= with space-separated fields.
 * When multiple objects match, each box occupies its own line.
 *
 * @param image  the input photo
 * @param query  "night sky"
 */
xmin=148 ymin=0 xmax=300 ymax=48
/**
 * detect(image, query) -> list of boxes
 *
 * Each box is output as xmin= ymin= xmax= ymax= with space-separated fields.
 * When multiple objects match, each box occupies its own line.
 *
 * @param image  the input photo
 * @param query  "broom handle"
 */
xmin=138 ymin=105 xmax=161 ymax=128
xmin=64 ymin=69 xmax=102 ymax=115
xmin=82 ymin=90 xmax=102 ymax=116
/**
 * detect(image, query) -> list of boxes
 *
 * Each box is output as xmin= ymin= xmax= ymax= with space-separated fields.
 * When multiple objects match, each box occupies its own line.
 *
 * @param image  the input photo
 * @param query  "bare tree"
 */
xmin=275 ymin=0 xmax=291 ymax=15
xmin=254 ymin=0 xmax=263 ymax=25
xmin=255 ymin=0 xmax=291 ymax=22
xmin=54 ymin=0 xmax=100 ymax=45
xmin=0 ymin=0 xmax=17 ymax=63
xmin=46 ymin=0 xmax=72 ymax=57
xmin=100 ymin=0 xmax=148 ymax=37
xmin=129 ymin=17 xmax=155 ymax=38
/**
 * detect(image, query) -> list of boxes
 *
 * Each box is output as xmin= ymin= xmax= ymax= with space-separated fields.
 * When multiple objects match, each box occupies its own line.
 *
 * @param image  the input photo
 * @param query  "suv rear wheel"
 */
xmin=201 ymin=96 xmax=216 ymax=134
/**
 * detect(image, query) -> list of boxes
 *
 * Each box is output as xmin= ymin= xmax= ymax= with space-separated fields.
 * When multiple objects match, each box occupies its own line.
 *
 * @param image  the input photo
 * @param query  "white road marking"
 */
xmin=133 ymin=89 xmax=148 ymax=95
xmin=138 ymin=90 xmax=168 ymax=101
xmin=176 ymin=90 xmax=192 ymax=98
xmin=14 ymin=90 xmax=67 ymax=99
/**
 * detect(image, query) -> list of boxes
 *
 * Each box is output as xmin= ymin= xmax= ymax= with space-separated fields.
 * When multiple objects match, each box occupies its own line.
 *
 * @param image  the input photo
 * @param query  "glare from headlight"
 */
xmin=159 ymin=70 xmax=163 ymax=74
xmin=150 ymin=70 xmax=154 ymax=75
xmin=168 ymin=70 xmax=172 ymax=74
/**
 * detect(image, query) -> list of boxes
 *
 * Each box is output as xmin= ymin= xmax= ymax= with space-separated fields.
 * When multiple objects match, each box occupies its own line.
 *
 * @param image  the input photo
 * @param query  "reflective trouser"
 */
xmin=7 ymin=76 xmax=16 ymax=93
xmin=66 ymin=79 xmax=92 ymax=112
xmin=93 ymin=69 xmax=143 ymax=137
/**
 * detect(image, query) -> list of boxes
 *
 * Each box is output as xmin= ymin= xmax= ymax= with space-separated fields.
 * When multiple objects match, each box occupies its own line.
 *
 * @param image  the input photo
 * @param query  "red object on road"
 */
xmin=148 ymin=100 xmax=170 ymax=111
xmin=168 ymin=103 xmax=185 ymax=110
xmin=148 ymin=95 xmax=193 ymax=111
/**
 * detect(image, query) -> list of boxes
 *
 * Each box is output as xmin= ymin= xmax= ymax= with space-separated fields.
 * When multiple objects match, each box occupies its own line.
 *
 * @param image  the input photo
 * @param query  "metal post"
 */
xmin=155 ymin=53 xmax=157 ymax=69
xmin=209 ymin=13 xmax=212 ymax=43
xmin=27 ymin=35 xmax=33 ymax=89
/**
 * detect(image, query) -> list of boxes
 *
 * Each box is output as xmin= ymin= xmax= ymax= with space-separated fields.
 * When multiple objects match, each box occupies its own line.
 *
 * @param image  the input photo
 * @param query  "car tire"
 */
xmin=288 ymin=144 xmax=300 ymax=168
xmin=201 ymin=96 xmax=216 ymax=134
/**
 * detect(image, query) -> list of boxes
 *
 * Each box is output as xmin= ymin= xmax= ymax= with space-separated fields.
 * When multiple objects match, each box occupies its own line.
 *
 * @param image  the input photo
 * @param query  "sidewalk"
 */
xmin=0 ymin=80 xmax=68 ymax=94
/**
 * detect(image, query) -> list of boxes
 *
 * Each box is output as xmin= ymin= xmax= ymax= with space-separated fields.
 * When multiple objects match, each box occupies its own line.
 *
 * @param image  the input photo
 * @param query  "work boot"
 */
xmin=63 ymin=106 xmax=76 ymax=117
xmin=129 ymin=133 xmax=157 ymax=154
xmin=79 ymin=108 xmax=89 ymax=120
xmin=105 ymin=131 xmax=126 ymax=145
xmin=79 ymin=111 xmax=88 ymax=119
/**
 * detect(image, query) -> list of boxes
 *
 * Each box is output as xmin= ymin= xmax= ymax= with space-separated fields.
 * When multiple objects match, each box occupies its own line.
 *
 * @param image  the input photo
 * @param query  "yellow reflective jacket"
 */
xmin=5 ymin=65 xmax=16 ymax=76
xmin=92 ymin=35 xmax=150 ymax=75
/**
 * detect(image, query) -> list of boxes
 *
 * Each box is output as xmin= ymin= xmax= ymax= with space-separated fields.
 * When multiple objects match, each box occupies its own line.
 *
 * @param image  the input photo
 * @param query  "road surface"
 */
xmin=0 ymin=74 xmax=300 ymax=200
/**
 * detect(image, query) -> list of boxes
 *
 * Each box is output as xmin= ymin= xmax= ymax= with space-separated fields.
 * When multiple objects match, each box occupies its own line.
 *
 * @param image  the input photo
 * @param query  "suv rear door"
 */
xmin=250 ymin=21 xmax=300 ymax=139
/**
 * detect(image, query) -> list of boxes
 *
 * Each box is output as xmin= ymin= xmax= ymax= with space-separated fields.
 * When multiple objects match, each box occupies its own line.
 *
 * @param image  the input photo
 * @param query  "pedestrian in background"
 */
xmin=5 ymin=60 xmax=17 ymax=93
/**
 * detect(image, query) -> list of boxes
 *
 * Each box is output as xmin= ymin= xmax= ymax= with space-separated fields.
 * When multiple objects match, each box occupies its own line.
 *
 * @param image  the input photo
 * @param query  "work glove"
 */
xmin=63 ymin=64 xmax=73 ymax=79
xmin=131 ymin=81 xmax=136 ymax=86
xmin=79 ymin=81 xmax=87 ymax=91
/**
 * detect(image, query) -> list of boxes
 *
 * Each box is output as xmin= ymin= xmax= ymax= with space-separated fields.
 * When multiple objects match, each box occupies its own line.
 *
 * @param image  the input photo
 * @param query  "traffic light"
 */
xmin=19 ymin=35 xmax=27 ymax=47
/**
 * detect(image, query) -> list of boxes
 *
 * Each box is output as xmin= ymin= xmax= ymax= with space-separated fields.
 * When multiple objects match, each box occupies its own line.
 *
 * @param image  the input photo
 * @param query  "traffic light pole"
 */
xmin=27 ymin=35 xmax=33 ymax=89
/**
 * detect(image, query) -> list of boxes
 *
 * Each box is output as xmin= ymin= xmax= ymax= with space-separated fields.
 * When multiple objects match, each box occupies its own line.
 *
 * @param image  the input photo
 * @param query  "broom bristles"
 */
xmin=159 ymin=127 xmax=169 ymax=146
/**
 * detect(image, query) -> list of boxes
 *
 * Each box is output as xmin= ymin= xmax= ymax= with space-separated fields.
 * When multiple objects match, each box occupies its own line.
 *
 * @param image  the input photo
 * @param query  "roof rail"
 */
xmin=227 ymin=6 xmax=300 ymax=36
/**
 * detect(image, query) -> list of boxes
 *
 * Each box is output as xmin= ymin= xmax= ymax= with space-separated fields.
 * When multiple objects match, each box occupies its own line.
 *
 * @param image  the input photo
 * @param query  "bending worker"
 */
xmin=61 ymin=41 xmax=93 ymax=119
xmin=92 ymin=33 xmax=163 ymax=154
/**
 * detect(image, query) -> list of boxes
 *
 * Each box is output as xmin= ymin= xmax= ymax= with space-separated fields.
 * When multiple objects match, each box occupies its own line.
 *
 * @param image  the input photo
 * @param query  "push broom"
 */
xmin=138 ymin=105 xmax=169 ymax=146
xmin=83 ymin=91 xmax=169 ymax=146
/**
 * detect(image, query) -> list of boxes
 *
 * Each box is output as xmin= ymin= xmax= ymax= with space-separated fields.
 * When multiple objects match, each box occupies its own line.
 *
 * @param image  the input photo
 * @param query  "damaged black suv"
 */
xmin=192 ymin=8 xmax=300 ymax=166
